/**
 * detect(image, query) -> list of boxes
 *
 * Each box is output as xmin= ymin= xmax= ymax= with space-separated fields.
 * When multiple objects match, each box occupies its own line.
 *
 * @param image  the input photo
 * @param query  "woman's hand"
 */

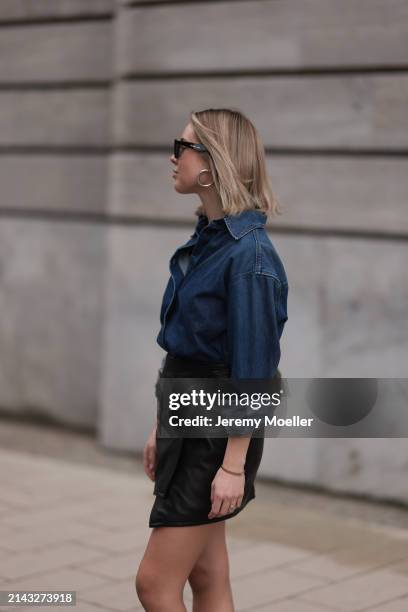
xmin=208 ymin=467 xmax=245 ymax=519
xmin=143 ymin=424 xmax=157 ymax=482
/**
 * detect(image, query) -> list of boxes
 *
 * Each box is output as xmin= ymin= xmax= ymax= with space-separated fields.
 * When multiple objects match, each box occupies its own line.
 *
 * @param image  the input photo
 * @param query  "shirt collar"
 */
xmin=195 ymin=209 xmax=267 ymax=240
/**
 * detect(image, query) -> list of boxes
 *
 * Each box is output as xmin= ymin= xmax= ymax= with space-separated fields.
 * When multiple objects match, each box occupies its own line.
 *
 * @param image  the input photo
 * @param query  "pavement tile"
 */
xmin=1 ymin=498 xmax=117 ymax=530
xmin=0 ymin=543 xmax=107 ymax=581
xmin=0 ymin=501 xmax=13 ymax=513
xmin=226 ymin=499 xmax=378 ymax=555
xmin=227 ymin=536 xmax=260 ymax=553
xmin=387 ymin=557 xmax=408 ymax=576
xmin=288 ymin=538 xmax=408 ymax=581
xmin=368 ymin=595 xmax=408 ymax=611
xmin=80 ymin=578 xmax=143 ymax=610
xmin=0 ymin=486 xmax=53 ymax=510
xmin=251 ymin=599 xmax=336 ymax=611
xmin=1 ymin=567 xmax=109 ymax=592
xmin=229 ymin=541 xmax=314 ymax=580
xmin=231 ymin=567 xmax=327 ymax=611
xmin=0 ymin=521 xmax=110 ymax=554
xmin=0 ymin=604 xmax=113 ymax=612
xmin=68 ymin=604 xmax=115 ymax=612
xmin=76 ymin=525 xmax=150 ymax=554
xmin=80 ymin=550 xmax=144 ymax=581
xmin=75 ymin=503 xmax=151 ymax=531
xmin=300 ymin=567 xmax=408 ymax=611
xmin=183 ymin=583 xmax=193 ymax=601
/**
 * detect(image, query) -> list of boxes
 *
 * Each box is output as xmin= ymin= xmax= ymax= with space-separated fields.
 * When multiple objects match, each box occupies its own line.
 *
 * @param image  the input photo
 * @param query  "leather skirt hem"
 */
xmin=149 ymin=494 xmax=255 ymax=528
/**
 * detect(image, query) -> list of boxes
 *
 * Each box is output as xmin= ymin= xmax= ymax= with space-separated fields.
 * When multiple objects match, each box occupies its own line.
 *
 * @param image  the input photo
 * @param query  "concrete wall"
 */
xmin=0 ymin=1 xmax=113 ymax=429
xmin=0 ymin=0 xmax=407 ymax=502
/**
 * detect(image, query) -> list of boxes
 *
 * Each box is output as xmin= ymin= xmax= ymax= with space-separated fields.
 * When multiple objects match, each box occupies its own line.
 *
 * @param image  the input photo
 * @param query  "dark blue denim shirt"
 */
xmin=156 ymin=209 xmax=288 ymax=378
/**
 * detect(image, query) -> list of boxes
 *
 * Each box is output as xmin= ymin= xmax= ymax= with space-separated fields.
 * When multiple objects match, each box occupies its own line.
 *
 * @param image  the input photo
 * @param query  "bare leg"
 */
xmin=135 ymin=522 xmax=224 ymax=612
xmin=188 ymin=521 xmax=234 ymax=612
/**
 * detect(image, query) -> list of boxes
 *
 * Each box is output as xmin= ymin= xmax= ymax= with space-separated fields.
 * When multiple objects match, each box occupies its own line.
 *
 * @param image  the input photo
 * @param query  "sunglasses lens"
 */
xmin=174 ymin=140 xmax=189 ymax=159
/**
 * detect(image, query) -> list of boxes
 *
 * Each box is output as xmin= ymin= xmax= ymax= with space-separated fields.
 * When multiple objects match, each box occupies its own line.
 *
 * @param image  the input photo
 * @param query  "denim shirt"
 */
xmin=156 ymin=209 xmax=289 ymax=378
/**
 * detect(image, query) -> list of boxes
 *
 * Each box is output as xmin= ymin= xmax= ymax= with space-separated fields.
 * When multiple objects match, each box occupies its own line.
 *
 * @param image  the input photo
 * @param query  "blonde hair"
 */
xmin=190 ymin=108 xmax=282 ymax=219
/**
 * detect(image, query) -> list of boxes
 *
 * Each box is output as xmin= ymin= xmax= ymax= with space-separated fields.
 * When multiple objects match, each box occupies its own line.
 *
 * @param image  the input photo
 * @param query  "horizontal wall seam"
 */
xmin=117 ymin=67 xmax=408 ymax=80
xmin=0 ymin=14 xmax=114 ymax=28
xmin=0 ymin=82 xmax=111 ymax=91
xmin=0 ymin=146 xmax=406 ymax=157
xmin=123 ymin=0 xmax=276 ymax=7
xmin=0 ymin=147 xmax=110 ymax=155
xmin=1 ymin=69 xmax=406 ymax=90
xmin=0 ymin=209 xmax=407 ymax=242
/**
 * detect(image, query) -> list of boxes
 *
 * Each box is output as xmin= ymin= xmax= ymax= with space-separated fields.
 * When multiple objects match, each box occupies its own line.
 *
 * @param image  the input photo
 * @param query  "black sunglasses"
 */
xmin=174 ymin=138 xmax=210 ymax=159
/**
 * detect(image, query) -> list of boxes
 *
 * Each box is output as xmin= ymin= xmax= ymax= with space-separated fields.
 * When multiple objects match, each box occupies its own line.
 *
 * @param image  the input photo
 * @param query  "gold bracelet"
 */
xmin=221 ymin=464 xmax=245 ymax=476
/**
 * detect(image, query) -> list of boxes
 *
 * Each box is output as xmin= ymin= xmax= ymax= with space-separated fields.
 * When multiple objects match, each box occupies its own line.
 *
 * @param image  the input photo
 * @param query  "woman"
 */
xmin=136 ymin=108 xmax=289 ymax=611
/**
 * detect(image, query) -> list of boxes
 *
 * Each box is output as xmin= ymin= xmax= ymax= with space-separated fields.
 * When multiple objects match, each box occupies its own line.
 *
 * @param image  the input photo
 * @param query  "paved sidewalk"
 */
xmin=0 ymin=428 xmax=408 ymax=611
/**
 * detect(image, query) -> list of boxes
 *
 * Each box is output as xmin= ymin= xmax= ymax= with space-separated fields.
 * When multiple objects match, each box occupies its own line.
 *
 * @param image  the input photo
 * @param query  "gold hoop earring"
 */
xmin=197 ymin=169 xmax=214 ymax=187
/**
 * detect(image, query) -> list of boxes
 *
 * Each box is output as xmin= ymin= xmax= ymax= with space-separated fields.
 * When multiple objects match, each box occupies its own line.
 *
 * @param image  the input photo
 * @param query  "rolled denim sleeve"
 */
xmin=227 ymin=272 xmax=286 ymax=380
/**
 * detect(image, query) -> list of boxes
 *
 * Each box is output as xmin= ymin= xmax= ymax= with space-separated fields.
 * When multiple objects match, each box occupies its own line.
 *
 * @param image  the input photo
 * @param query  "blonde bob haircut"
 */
xmin=190 ymin=108 xmax=282 ymax=219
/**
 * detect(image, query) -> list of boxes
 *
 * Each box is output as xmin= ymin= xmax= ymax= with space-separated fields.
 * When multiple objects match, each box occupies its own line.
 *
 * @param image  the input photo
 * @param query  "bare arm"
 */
xmin=222 ymin=435 xmax=251 ymax=472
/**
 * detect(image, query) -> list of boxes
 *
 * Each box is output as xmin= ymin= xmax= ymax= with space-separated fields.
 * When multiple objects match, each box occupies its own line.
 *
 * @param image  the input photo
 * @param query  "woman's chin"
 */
xmin=174 ymin=183 xmax=190 ymax=194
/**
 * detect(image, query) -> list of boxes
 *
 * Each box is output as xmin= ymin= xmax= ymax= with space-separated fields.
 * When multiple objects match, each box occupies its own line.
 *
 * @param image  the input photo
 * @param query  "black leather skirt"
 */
xmin=148 ymin=352 xmax=265 ymax=528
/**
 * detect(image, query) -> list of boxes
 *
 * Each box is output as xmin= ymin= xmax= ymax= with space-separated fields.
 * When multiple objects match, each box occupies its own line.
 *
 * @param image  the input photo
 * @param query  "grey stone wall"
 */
xmin=0 ymin=0 xmax=407 ymax=502
xmin=0 ymin=1 xmax=114 ymax=429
